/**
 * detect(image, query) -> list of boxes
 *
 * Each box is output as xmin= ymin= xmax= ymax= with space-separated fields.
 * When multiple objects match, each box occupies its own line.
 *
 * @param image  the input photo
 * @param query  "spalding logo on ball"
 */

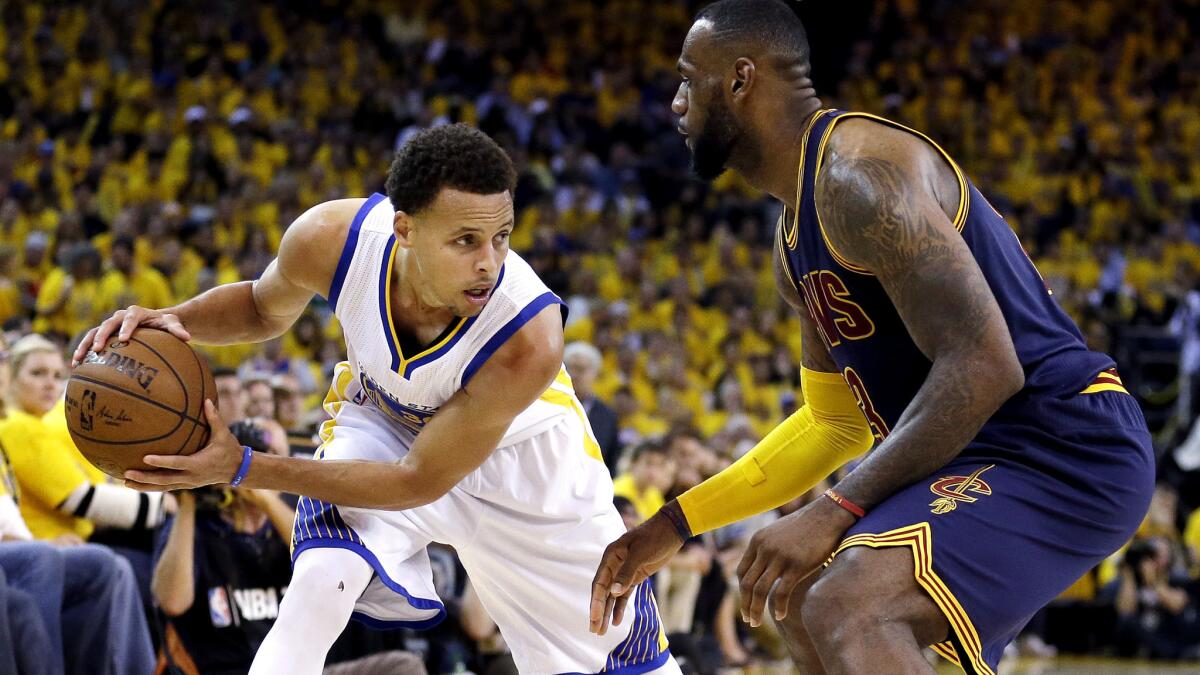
xmin=65 ymin=328 xmax=216 ymax=479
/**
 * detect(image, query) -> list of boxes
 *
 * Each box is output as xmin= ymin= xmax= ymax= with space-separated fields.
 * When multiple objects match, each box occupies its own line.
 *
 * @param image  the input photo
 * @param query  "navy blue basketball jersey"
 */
xmin=778 ymin=109 xmax=1114 ymax=442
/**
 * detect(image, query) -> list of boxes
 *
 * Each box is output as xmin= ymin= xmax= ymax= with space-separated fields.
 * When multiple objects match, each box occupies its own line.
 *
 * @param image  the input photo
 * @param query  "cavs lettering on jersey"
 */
xmin=778 ymin=110 xmax=1116 ymax=442
xmin=325 ymin=193 xmax=568 ymax=443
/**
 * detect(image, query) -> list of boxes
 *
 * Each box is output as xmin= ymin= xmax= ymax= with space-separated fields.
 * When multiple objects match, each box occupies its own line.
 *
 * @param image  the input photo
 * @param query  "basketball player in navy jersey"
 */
xmin=591 ymin=2 xmax=1154 ymax=674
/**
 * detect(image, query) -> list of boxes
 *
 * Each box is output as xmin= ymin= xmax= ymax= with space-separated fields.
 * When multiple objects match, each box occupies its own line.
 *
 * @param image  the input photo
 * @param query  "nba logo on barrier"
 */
xmin=209 ymin=586 xmax=234 ymax=628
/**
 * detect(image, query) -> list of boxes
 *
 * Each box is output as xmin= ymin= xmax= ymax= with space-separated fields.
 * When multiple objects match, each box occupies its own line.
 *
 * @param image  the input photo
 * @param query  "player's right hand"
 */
xmin=589 ymin=510 xmax=684 ymax=636
xmin=72 ymin=305 xmax=191 ymax=367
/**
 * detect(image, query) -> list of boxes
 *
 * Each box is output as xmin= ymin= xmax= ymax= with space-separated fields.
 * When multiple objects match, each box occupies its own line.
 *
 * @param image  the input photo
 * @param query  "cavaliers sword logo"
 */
xmin=929 ymin=465 xmax=995 ymax=515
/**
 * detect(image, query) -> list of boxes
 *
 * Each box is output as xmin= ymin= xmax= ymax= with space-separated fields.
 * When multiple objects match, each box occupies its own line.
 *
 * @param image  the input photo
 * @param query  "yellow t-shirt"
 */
xmin=1184 ymin=508 xmax=1200 ymax=561
xmin=0 ymin=439 xmax=18 ymax=500
xmin=612 ymin=474 xmax=665 ymax=523
xmin=625 ymin=410 xmax=669 ymax=440
xmin=0 ymin=276 xmax=21 ymax=327
xmin=0 ymin=405 xmax=105 ymax=540
xmin=96 ymin=267 xmax=175 ymax=314
xmin=34 ymin=268 xmax=103 ymax=338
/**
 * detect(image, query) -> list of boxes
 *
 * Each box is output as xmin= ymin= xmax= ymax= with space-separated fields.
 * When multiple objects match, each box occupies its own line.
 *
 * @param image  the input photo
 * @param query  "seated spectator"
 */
xmin=32 ymin=244 xmax=103 ymax=341
xmin=271 ymin=373 xmax=307 ymax=434
xmin=96 ymin=235 xmax=175 ymax=315
xmin=655 ymin=432 xmax=717 ymax=641
xmin=214 ymin=367 xmax=248 ymax=420
xmin=0 ymin=334 xmax=170 ymax=600
xmin=243 ymin=374 xmax=277 ymax=420
xmin=238 ymin=337 xmax=317 ymax=395
xmin=0 ymin=566 xmax=54 ymax=675
xmin=214 ymin=368 xmax=290 ymax=456
xmin=0 ymin=538 xmax=156 ymax=675
xmin=0 ymin=331 xmax=155 ymax=674
xmin=611 ymin=438 xmax=675 ymax=522
xmin=664 ymin=429 xmax=721 ymax=497
xmin=563 ymin=341 xmax=621 ymax=476
xmin=0 ymin=334 xmax=170 ymax=541
xmin=1114 ymin=537 xmax=1200 ymax=660
xmin=1 ymin=331 xmax=174 ymax=583
xmin=613 ymin=496 xmax=640 ymax=532
xmin=152 ymin=421 xmax=296 ymax=675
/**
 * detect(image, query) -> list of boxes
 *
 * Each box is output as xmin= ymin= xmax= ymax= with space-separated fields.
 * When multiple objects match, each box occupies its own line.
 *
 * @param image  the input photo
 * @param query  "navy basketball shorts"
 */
xmin=833 ymin=380 xmax=1154 ymax=675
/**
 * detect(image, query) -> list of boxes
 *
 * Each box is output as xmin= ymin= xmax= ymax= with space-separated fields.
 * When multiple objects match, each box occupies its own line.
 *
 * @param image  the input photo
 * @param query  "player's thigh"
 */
xmin=454 ymin=424 xmax=644 ymax=670
xmin=804 ymin=546 xmax=949 ymax=648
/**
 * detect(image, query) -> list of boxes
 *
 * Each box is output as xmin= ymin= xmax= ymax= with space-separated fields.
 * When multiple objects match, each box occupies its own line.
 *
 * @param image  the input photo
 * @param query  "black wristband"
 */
xmin=662 ymin=500 xmax=693 ymax=542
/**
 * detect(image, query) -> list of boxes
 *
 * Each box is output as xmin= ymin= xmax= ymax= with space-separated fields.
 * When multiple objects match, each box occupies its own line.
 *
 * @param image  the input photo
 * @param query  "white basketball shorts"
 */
xmin=291 ymin=398 xmax=677 ymax=675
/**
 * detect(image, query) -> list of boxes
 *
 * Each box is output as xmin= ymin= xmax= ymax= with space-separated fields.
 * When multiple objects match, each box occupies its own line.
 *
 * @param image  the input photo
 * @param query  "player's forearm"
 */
xmin=834 ymin=353 xmax=1022 ymax=511
xmin=151 ymin=505 xmax=197 ymax=616
xmin=242 ymin=453 xmax=440 ymax=510
xmin=675 ymin=368 xmax=873 ymax=535
xmin=164 ymin=282 xmax=289 ymax=345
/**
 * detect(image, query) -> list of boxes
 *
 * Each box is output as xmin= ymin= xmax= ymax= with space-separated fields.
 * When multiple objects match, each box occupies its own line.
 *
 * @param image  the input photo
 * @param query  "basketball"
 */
xmin=64 ymin=328 xmax=216 ymax=479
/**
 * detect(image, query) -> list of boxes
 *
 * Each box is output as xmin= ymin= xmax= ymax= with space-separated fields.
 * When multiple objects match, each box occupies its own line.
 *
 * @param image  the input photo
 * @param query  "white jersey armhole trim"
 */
xmin=459 ymin=291 xmax=565 ymax=388
xmin=326 ymin=193 xmax=388 ymax=312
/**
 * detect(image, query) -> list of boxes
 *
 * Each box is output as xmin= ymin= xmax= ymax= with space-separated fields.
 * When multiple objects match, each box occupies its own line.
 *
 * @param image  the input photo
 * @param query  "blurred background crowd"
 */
xmin=1 ymin=0 xmax=1199 ymax=672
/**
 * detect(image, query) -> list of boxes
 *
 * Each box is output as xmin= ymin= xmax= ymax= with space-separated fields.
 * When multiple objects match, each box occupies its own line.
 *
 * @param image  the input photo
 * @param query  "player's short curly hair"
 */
xmin=385 ymin=124 xmax=516 ymax=215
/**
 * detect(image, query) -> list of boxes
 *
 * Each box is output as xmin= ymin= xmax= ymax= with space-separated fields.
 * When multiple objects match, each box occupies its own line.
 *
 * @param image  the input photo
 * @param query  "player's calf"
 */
xmin=801 ymin=547 xmax=945 ymax=675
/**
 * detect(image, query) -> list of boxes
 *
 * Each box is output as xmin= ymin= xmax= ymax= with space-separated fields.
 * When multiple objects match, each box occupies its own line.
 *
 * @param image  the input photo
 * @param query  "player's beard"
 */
xmin=689 ymin=96 xmax=743 ymax=181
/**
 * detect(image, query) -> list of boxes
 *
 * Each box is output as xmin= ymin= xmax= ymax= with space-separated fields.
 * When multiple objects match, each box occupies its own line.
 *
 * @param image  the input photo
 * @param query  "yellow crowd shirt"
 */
xmin=0 ymin=404 xmax=105 ymax=540
xmin=612 ymin=473 xmax=665 ymax=523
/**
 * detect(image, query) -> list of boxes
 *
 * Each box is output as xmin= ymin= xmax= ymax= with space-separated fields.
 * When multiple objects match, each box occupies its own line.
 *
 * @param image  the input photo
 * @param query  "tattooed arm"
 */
xmin=815 ymin=121 xmax=1024 ymax=511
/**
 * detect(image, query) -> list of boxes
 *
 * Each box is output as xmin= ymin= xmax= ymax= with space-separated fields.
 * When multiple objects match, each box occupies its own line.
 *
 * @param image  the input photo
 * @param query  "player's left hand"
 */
xmin=124 ymin=400 xmax=243 ymax=491
xmin=736 ymin=496 xmax=857 ymax=626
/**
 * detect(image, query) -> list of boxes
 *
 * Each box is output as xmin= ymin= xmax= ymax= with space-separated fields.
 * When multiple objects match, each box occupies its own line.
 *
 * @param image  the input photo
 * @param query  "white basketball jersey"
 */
xmin=324 ymin=193 xmax=574 ymax=446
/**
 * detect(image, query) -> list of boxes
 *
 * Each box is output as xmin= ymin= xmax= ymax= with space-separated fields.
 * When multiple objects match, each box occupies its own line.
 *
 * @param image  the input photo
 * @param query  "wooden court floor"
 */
xmin=727 ymin=656 xmax=1200 ymax=674
xmin=987 ymin=657 xmax=1200 ymax=674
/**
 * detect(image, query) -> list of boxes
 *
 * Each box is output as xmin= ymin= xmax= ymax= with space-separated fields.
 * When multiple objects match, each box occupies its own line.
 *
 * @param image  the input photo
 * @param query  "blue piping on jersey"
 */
xmin=460 ymin=291 xmax=565 ymax=387
xmin=397 ymin=263 xmax=506 ymax=378
xmin=327 ymin=192 xmax=386 ymax=310
xmin=292 ymin=538 xmax=447 ymax=630
xmin=378 ymin=241 xmax=505 ymax=378
xmin=609 ymin=581 xmax=662 ymax=670
xmin=295 ymin=495 xmax=364 ymax=545
xmin=378 ymin=235 xmax=403 ymax=369
xmin=349 ymin=608 xmax=444 ymax=632
xmin=397 ymin=317 xmax=476 ymax=377
xmin=556 ymin=579 xmax=668 ymax=674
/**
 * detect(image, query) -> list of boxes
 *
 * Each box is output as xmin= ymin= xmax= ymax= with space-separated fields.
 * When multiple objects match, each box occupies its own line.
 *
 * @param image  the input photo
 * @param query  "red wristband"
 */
xmin=824 ymin=489 xmax=866 ymax=519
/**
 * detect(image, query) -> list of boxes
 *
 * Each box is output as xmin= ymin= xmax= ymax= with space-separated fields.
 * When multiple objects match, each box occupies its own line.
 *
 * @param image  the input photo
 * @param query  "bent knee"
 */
xmin=282 ymin=548 xmax=372 ymax=618
xmin=69 ymin=544 xmax=130 ymax=580
xmin=801 ymin=546 xmax=948 ymax=647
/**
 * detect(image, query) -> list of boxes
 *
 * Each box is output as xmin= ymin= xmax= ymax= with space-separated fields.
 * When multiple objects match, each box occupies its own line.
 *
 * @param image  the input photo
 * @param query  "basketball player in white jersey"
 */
xmin=74 ymin=125 xmax=678 ymax=675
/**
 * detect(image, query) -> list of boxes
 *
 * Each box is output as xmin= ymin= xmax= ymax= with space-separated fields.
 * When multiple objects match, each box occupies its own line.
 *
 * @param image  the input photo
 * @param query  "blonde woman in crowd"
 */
xmin=0 ymin=331 xmax=154 ymax=674
xmin=0 ymin=334 xmax=174 ymax=601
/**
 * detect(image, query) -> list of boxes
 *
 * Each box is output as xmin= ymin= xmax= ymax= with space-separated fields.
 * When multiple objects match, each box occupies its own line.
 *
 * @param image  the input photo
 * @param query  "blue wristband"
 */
xmin=229 ymin=446 xmax=253 ymax=487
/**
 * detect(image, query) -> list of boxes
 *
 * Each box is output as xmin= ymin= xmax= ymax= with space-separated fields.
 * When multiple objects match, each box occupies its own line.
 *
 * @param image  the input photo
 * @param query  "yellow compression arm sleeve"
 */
xmin=676 ymin=368 xmax=875 ymax=535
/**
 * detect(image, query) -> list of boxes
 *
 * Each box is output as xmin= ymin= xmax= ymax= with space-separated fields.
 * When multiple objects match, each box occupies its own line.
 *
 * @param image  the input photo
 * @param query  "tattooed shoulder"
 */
xmin=814 ymin=152 xmax=947 ymax=278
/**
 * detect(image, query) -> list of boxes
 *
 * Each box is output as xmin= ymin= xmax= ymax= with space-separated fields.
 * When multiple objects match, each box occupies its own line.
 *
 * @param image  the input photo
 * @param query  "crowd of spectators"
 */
xmin=1 ymin=0 xmax=1199 ymax=671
